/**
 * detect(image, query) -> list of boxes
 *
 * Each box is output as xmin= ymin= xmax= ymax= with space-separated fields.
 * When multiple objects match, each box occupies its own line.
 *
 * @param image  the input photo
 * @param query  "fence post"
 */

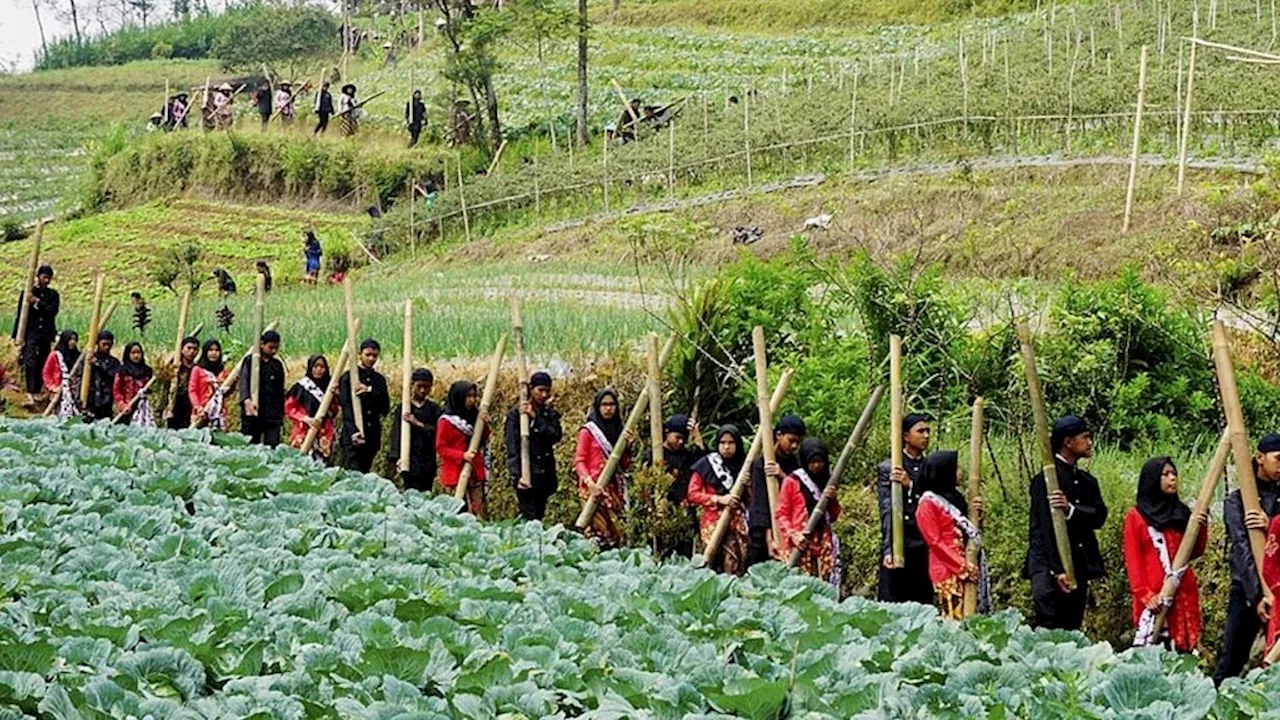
xmin=1178 ymin=39 xmax=1197 ymax=195
xmin=534 ymin=150 xmax=542 ymax=220
xmin=603 ymin=135 xmax=611 ymax=212
xmin=1123 ymin=45 xmax=1149 ymax=234
xmin=668 ymin=119 xmax=676 ymax=199
xmin=848 ymin=71 xmax=859 ymax=172
xmin=743 ymin=87 xmax=752 ymax=189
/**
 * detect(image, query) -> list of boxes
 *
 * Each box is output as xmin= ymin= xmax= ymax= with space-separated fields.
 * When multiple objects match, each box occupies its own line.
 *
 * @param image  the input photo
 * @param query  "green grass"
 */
xmin=601 ymin=0 xmax=1038 ymax=32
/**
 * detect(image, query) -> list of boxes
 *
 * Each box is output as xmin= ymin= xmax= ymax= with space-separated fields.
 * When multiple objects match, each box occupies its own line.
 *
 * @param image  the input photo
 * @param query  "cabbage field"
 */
xmin=1 ymin=418 xmax=1279 ymax=718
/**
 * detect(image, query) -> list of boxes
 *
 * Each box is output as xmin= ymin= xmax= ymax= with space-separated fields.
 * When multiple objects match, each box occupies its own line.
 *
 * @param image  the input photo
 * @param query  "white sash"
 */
xmin=794 ymin=469 xmax=842 ymax=590
xmin=299 ymin=377 xmax=325 ymax=404
xmin=920 ymin=491 xmax=993 ymax=614
xmin=130 ymin=382 xmax=156 ymax=429
xmin=707 ymin=453 xmax=735 ymax=492
xmin=585 ymin=421 xmax=615 ymax=458
xmin=1133 ymin=523 xmax=1186 ymax=647
xmin=56 ymin=352 xmax=78 ymax=418
xmin=443 ymin=414 xmax=474 ymax=437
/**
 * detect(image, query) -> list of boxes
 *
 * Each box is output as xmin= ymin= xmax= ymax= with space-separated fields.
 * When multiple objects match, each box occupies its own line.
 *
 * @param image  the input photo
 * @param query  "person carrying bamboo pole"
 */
xmin=285 ymin=355 xmax=338 ymax=464
xmin=916 ymin=451 xmax=990 ymax=619
xmin=877 ymin=413 xmax=933 ymax=604
xmin=438 ymin=379 xmax=490 ymax=515
xmin=687 ymin=425 xmax=747 ymax=574
xmin=41 ymin=330 xmax=80 ymax=419
xmin=275 ymin=82 xmax=296 ymax=129
xmin=112 ymin=342 xmax=155 ymax=427
xmin=255 ymin=79 xmax=273 ymax=131
xmin=1024 ymin=415 xmax=1108 ymax=631
xmin=389 ymin=368 xmax=441 ymax=491
xmin=775 ymin=438 xmax=841 ymax=589
xmin=85 ymin=330 xmax=119 ymax=421
xmin=314 ymin=81 xmax=334 ymax=135
xmin=642 ymin=413 xmax=702 ymax=557
xmin=239 ymin=330 xmax=286 ymax=446
xmin=504 ymin=371 xmax=562 ymax=521
xmin=1215 ymin=434 xmax=1280 ymax=683
xmin=339 ymin=339 xmax=390 ymax=472
xmin=574 ymin=388 xmax=635 ymax=547
xmin=165 ymin=337 xmax=200 ymax=430
xmin=1123 ymin=457 xmax=1209 ymax=652
xmin=12 ymin=264 xmax=59 ymax=409
xmin=189 ymin=339 xmax=228 ymax=429
xmin=745 ymin=414 xmax=805 ymax=567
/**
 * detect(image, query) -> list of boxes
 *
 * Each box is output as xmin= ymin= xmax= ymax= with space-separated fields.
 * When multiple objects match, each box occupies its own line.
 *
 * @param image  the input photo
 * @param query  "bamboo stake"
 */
xmin=753 ymin=326 xmax=781 ymax=550
xmin=889 ymin=334 xmax=906 ymax=567
xmin=646 ymin=333 xmax=663 ymax=467
xmin=963 ymin=397 xmax=985 ymax=617
xmin=667 ymin=120 xmax=676 ymax=199
xmin=576 ymin=333 xmax=677 ymax=529
xmin=704 ymin=367 xmax=794 ymax=562
xmin=342 ymin=277 xmax=365 ymax=437
xmin=398 ymin=300 xmax=413 ymax=475
xmin=1212 ymin=321 xmax=1269 ymax=582
xmin=250 ymin=273 xmax=265 ymax=408
xmin=1178 ymin=40 xmax=1198 ymax=195
xmin=848 ymin=72 xmax=859 ymax=171
xmin=454 ymin=334 xmax=508 ymax=501
xmin=300 ymin=322 xmax=356 ymax=454
xmin=743 ymin=87 xmax=753 ymax=189
xmin=172 ymin=288 xmax=191 ymax=362
xmin=512 ymin=298 xmax=532 ymax=489
xmin=407 ymin=177 xmax=416 ymax=257
xmin=14 ymin=222 xmax=42 ymax=359
xmin=1123 ymin=46 xmax=1149 ymax=234
xmin=486 ymin=140 xmax=507 ymax=175
xmin=79 ymin=275 xmax=106 ymax=409
xmin=44 ymin=302 xmax=117 ymax=417
xmin=112 ymin=377 xmax=157 ymax=424
xmin=786 ymin=386 xmax=884 ymax=568
xmin=456 ymin=157 xmax=471 ymax=243
xmin=603 ymin=137 xmax=611 ymax=213
xmin=1017 ymin=322 xmax=1077 ymax=590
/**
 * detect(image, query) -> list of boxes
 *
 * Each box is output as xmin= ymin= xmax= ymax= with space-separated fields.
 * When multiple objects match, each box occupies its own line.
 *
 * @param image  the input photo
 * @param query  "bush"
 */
xmin=150 ymin=41 xmax=174 ymax=59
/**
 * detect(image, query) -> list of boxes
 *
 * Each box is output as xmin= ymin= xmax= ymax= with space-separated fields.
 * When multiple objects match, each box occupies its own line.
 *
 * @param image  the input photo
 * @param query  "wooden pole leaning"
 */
xmin=1177 ymin=39 xmax=1198 ymax=196
xmin=1212 ymin=320 xmax=1269 ymax=583
xmin=1123 ymin=45 xmax=1148 ymax=233
xmin=45 ymin=301 xmax=117 ymax=417
xmin=454 ymin=334 xmax=508 ymax=501
xmin=300 ymin=321 xmax=358 ymax=455
xmin=786 ymin=385 xmax=884 ymax=568
xmin=250 ymin=273 xmax=266 ymax=409
xmin=1017 ymin=321 xmax=1077 ymax=590
xmin=647 ymin=333 xmax=664 ymax=467
xmin=512 ymin=298 xmax=533 ymax=489
xmin=79 ymin=275 xmax=106 ymax=410
xmin=14 ymin=222 xmax=42 ymax=359
xmin=889 ymin=334 xmax=906 ymax=568
xmin=753 ymin=326 xmax=782 ymax=551
xmin=963 ymin=397 xmax=985 ymax=617
xmin=342 ymin=277 xmax=365 ymax=437
xmin=165 ymin=288 xmax=193 ymax=418
xmin=398 ymin=300 xmax=413 ymax=475
xmin=576 ymin=333 xmax=677 ymax=529
xmin=704 ymin=368 xmax=794 ymax=562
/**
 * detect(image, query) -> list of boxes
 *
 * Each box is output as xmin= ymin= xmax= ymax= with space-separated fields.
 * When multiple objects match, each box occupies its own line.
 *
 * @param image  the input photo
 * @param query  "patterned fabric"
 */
xmin=936 ymin=576 xmax=966 ymax=621
xmin=130 ymin=387 xmax=156 ymax=429
xmin=443 ymin=413 xmax=474 ymax=437
xmin=585 ymin=421 xmax=615 ymax=458
xmin=703 ymin=512 xmax=748 ymax=575
xmin=1133 ymin=524 xmax=1185 ymax=647
xmin=920 ymin=491 xmax=992 ymax=614
xmin=794 ymin=469 xmax=842 ymax=590
xmin=56 ymin=352 xmax=78 ymax=419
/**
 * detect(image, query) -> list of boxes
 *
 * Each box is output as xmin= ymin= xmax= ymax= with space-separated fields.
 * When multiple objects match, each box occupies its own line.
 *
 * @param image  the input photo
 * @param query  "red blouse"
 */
xmin=436 ymin=417 xmax=488 ymax=489
xmin=112 ymin=373 xmax=149 ymax=415
xmin=42 ymin=351 xmax=67 ymax=393
xmin=917 ymin=495 xmax=970 ymax=587
xmin=775 ymin=473 xmax=840 ymax=558
xmin=1123 ymin=508 xmax=1207 ymax=653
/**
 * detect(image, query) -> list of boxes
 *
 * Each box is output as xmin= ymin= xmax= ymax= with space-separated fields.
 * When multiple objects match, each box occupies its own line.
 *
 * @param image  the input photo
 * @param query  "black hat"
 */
xmin=1259 ymin=434 xmax=1280 ymax=454
xmin=664 ymin=413 xmax=689 ymax=436
xmin=36 ymin=265 xmax=53 ymax=278
xmin=412 ymin=368 xmax=433 ymax=384
xmin=261 ymin=329 xmax=281 ymax=344
xmin=1051 ymin=415 xmax=1090 ymax=452
xmin=775 ymin=414 xmax=806 ymax=436
xmin=97 ymin=329 xmax=114 ymax=342
xmin=902 ymin=412 xmax=932 ymax=436
xmin=341 ymin=83 xmax=356 ymax=95
xmin=359 ymin=338 xmax=380 ymax=352
xmin=530 ymin=371 xmax=552 ymax=389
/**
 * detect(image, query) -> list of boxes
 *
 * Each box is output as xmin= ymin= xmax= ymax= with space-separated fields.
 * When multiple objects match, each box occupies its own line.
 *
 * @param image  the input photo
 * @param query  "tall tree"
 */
xmin=31 ymin=0 xmax=49 ymax=60
xmin=575 ymin=0 xmax=587 ymax=147
xmin=508 ymin=0 xmax=572 ymax=149
xmin=433 ymin=0 xmax=506 ymax=152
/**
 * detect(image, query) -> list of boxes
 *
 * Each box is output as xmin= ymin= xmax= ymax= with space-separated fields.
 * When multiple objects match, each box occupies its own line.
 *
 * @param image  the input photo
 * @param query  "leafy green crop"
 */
xmin=0 ymin=417 xmax=1275 ymax=718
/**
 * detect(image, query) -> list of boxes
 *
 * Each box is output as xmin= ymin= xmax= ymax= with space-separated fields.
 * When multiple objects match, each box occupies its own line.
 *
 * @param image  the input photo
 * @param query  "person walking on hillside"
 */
xmin=746 ymin=414 xmax=806 ymax=567
xmin=164 ymin=336 xmax=200 ymax=430
xmin=42 ymin=329 xmax=80 ymax=418
xmin=916 ymin=450 xmax=991 ymax=619
xmin=285 ymin=355 xmax=337 ymax=464
xmin=1124 ymin=456 xmax=1209 ymax=653
xmin=1024 ymin=415 xmax=1108 ymax=631
xmin=389 ymin=367 xmax=441 ymax=491
xmin=275 ymin=81 xmax=295 ymax=128
xmin=212 ymin=83 xmax=236 ymax=130
xmin=255 ymin=80 xmax=273 ymax=131
xmin=687 ymin=425 xmax=747 ymax=574
xmin=86 ymin=330 xmax=119 ymax=421
xmin=641 ymin=413 xmax=702 ymax=557
xmin=776 ymin=438 xmax=842 ymax=589
xmin=302 ymin=231 xmax=323 ymax=285
xmin=877 ymin=413 xmax=934 ymax=604
xmin=575 ymin=388 xmax=634 ymax=548
xmin=504 ymin=371 xmax=563 ymax=521
xmin=406 ymin=90 xmax=427 ymax=148
xmin=168 ymin=92 xmax=190 ymax=129
xmin=256 ymin=261 xmax=273 ymax=292
xmin=339 ymin=339 xmax=391 ymax=473
xmin=239 ymin=330 xmax=286 ymax=447
xmin=314 ymin=81 xmax=335 ymax=135
xmin=112 ymin=342 xmax=155 ymax=427
xmin=12 ymin=263 xmax=59 ymax=409
xmin=1215 ymin=434 xmax=1280 ymax=683
xmin=438 ymin=379 xmax=490 ymax=517
xmin=189 ymin=339 xmax=228 ymax=430
xmin=338 ymin=84 xmax=361 ymax=137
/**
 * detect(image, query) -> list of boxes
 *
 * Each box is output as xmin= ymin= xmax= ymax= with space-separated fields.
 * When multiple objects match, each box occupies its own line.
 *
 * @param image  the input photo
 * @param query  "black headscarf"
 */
xmin=118 ymin=342 xmax=152 ymax=380
xmin=919 ymin=450 xmax=967 ymax=515
xmin=445 ymin=380 xmax=478 ymax=424
xmin=797 ymin=437 xmax=831 ymax=513
xmin=198 ymin=339 xmax=224 ymax=375
xmin=585 ymin=388 xmax=623 ymax=445
xmin=304 ymin=355 xmax=331 ymax=391
xmin=55 ymin=329 xmax=80 ymax=369
xmin=1136 ymin=456 xmax=1191 ymax=531
xmin=690 ymin=424 xmax=744 ymax=494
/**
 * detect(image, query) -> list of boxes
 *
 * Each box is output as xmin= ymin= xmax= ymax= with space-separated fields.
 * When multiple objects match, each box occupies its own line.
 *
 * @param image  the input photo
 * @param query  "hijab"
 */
xmin=796 ymin=437 xmax=831 ymax=514
xmin=585 ymin=388 xmax=623 ymax=445
xmin=445 ymin=380 xmax=478 ymax=424
xmin=290 ymin=355 xmax=330 ymax=407
xmin=919 ymin=450 xmax=967 ymax=515
xmin=118 ymin=342 xmax=152 ymax=380
xmin=1136 ymin=456 xmax=1191 ymax=531
xmin=55 ymin=330 xmax=80 ymax=369
xmin=198 ymin=339 xmax=224 ymax=375
xmin=690 ymin=424 xmax=745 ymax=494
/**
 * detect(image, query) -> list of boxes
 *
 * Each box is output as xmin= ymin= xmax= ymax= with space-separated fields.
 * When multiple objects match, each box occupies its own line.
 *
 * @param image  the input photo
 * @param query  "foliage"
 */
xmin=209 ymin=4 xmax=339 ymax=78
xmin=148 ymin=240 xmax=206 ymax=295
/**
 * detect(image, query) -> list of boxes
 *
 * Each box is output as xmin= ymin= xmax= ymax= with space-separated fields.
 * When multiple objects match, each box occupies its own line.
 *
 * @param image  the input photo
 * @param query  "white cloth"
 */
xmin=707 ymin=453 xmax=735 ymax=493
xmin=584 ymin=421 xmax=615 ymax=459
xmin=794 ymin=469 xmax=842 ymax=590
xmin=443 ymin=414 xmax=474 ymax=437
xmin=920 ymin=491 xmax=993 ymax=613
xmin=1133 ymin=524 xmax=1186 ymax=647
xmin=299 ymin=376 xmax=325 ymax=403
xmin=130 ymin=385 xmax=156 ymax=429
xmin=56 ymin=352 xmax=78 ymax=419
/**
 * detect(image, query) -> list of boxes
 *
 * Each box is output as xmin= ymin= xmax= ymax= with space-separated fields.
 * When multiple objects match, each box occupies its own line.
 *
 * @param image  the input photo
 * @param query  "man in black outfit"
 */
xmin=239 ymin=330 xmax=286 ymax=447
xmin=746 ymin=414 xmax=806 ymax=567
xmin=877 ymin=413 xmax=934 ymax=604
xmin=1024 ymin=415 xmax=1108 ymax=631
xmin=405 ymin=89 xmax=427 ymax=148
xmin=12 ymin=264 xmax=59 ymax=408
xmin=505 ymin=372 xmax=563 ymax=521
xmin=314 ymin=81 xmax=334 ymax=135
xmin=254 ymin=80 xmax=272 ymax=130
xmin=339 ymin=339 xmax=391 ymax=473
xmin=1214 ymin=434 xmax=1280 ymax=684
xmin=387 ymin=367 xmax=440 ymax=491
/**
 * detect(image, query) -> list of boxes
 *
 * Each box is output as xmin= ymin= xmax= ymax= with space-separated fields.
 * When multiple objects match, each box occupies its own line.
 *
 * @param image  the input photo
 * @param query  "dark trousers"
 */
xmin=408 ymin=124 xmax=422 ymax=147
xmin=243 ymin=420 xmax=282 ymax=448
xmin=1214 ymin=584 xmax=1262 ymax=684
xmin=1031 ymin=574 xmax=1089 ymax=630
xmin=516 ymin=484 xmax=554 ymax=521
xmin=402 ymin=471 xmax=435 ymax=493
xmin=877 ymin=547 xmax=935 ymax=604
xmin=344 ymin=442 xmax=378 ymax=473
xmin=745 ymin=526 xmax=771 ymax=567
xmin=259 ymin=112 xmax=270 ymax=130
xmin=21 ymin=339 xmax=50 ymax=394
xmin=315 ymin=113 xmax=331 ymax=134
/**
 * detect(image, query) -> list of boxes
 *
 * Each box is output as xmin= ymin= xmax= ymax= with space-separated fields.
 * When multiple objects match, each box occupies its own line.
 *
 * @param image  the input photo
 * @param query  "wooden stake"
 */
xmin=1124 ymin=46 xmax=1149 ymax=234
xmin=743 ymin=87 xmax=753 ymax=189
xmin=342 ymin=277 xmax=365 ymax=436
xmin=889 ymin=334 xmax=906 ymax=567
xmin=454 ymin=334 xmax=507 ymax=502
xmin=250 ymin=273 xmax=265 ymax=408
xmin=848 ymin=72 xmax=859 ymax=171
xmin=512 ymin=298 xmax=532 ymax=489
xmin=398 ymin=300 xmax=413 ymax=475
xmin=456 ymin=156 xmax=471 ymax=243
xmin=1178 ymin=40 xmax=1197 ymax=195
xmin=1017 ymin=322 xmax=1077 ymax=590
xmin=753 ymin=326 xmax=781 ymax=550
xmin=407 ymin=176 xmax=416 ymax=257
xmin=1212 ymin=321 xmax=1269 ymax=583
xmin=300 ymin=323 xmax=356 ymax=455
xmin=646 ymin=333 xmax=664 ymax=466
xmin=79 ymin=275 xmax=105 ymax=409
xmin=603 ymin=137 xmax=611 ymax=213
xmin=14 ymin=222 xmax=42 ymax=358
xmin=667 ymin=120 xmax=676 ymax=199
xmin=485 ymin=140 xmax=507 ymax=175
xmin=963 ymin=397 xmax=985 ymax=617
xmin=786 ymin=386 xmax=884 ymax=568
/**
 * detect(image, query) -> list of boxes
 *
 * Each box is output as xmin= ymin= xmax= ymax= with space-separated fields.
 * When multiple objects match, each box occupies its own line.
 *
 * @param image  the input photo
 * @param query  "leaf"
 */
xmin=705 ymin=677 xmax=789 ymax=720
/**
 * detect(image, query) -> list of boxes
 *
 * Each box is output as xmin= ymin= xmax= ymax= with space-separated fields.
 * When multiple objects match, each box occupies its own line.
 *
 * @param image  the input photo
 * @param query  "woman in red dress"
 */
xmin=776 ymin=438 xmax=841 ymax=589
xmin=687 ymin=425 xmax=746 ymax=573
xmin=436 ymin=380 xmax=489 ymax=517
xmin=42 ymin=330 xmax=80 ymax=418
xmin=112 ymin=342 xmax=155 ymax=427
xmin=574 ymin=388 xmax=633 ymax=548
xmin=916 ymin=451 xmax=990 ymax=619
xmin=189 ymin=340 xmax=229 ymax=429
xmin=1125 ymin=456 xmax=1209 ymax=651
xmin=284 ymin=355 xmax=336 ymax=463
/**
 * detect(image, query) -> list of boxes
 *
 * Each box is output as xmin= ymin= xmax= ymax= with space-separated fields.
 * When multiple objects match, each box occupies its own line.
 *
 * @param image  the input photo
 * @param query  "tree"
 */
xmin=508 ymin=0 xmax=573 ymax=150
xmin=576 ymin=0 xmax=587 ymax=147
xmin=211 ymin=5 xmax=338 ymax=80
xmin=433 ymin=0 xmax=506 ymax=152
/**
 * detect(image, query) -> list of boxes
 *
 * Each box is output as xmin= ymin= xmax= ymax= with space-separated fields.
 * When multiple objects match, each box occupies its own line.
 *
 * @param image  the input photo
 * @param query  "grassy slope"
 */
xmin=602 ymin=0 xmax=1037 ymax=31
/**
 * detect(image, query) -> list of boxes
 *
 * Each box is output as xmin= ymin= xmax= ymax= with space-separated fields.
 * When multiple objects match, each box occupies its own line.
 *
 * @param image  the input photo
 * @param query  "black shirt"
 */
xmin=388 ymin=399 xmax=441 ymax=486
xmin=339 ymin=365 xmax=391 ymax=445
xmin=318 ymin=90 xmax=334 ymax=115
xmin=748 ymin=451 xmax=801 ymax=529
xmin=504 ymin=402 xmax=564 ymax=491
xmin=1024 ymin=456 xmax=1109 ymax=583
xmin=88 ymin=352 xmax=119 ymax=420
xmin=1224 ymin=480 xmax=1280 ymax=606
xmin=238 ymin=355 xmax=286 ymax=425
xmin=876 ymin=453 xmax=927 ymax=557
xmin=255 ymin=88 xmax=272 ymax=114
xmin=405 ymin=99 xmax=426 ymax=128
xmin=12 ymin=286 xmax=59 ymax=343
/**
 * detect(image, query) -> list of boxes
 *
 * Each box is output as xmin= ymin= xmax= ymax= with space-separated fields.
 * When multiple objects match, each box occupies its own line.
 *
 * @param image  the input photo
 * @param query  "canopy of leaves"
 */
xmin=210 ymin=4 xmax=337 ymax=74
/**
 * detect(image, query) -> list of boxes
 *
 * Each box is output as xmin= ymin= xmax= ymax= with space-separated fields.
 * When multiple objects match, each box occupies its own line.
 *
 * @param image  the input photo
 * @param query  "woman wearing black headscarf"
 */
xmin=1124 ymin=457 xmax=1208 ymax=652
xmin=286 ymin=355 xmax=337 ymax=463
xmin=776 ymin=438 xmax=842 ymax=589
xmin=574 ymin=388 xmax=635 ymax=548
xmin=42 ymin=329 xmax=80 ymax=418
xmin=916 ymin=450 xmax=991 ymax=619
xmin=189 ymin=339 xmax=228 ymax=429
xmin=687 ymin=425 xmax=746 ymax=573
xmin=112 ymin=342 xmax=155 ymax=427
xmin=436 ymin=379 xmax=490 ymax=517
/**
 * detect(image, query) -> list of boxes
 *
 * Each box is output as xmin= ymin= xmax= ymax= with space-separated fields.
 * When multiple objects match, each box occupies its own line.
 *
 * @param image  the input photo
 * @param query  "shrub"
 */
xmin=150 ymin=41 xmax=174 ymax=59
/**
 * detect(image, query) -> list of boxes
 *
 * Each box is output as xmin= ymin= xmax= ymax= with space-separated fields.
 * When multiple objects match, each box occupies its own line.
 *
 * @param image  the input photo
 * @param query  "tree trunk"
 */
xmin=576 ymin=0 xmax=588 ymax=146
xmin=68 ymin=0 xmax=83 ymax=43
xmin=482 ymin=76 xmax=501 ymax=150
xmin=31 ymin=0 xmax=48 ymax=60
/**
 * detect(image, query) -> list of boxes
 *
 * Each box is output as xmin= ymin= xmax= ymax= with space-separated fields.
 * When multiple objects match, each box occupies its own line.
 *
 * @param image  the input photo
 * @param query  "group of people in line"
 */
xmin=12 ymin=269 xmax=1280 ymax=680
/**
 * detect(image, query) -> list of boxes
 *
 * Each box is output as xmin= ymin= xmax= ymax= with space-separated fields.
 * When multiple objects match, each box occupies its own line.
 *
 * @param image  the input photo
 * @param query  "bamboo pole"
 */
xmin=667 ymin=120 xmax=676 ymax=199
xmin=172 ymin=288 xmax=191 ymax=361
xmin=1123 ymin=46 xmax=1149 ymax=234
xmin=646 ymin=333 xmax=664 ymax=467
xmin=79 ymin=275 xmax=106 ymax=409
xmin=1212 ymin=321 xmax=1269 ymax=582
xmin=1178 ymin=40 xmax=1198 ymax=195
xmin=300 ymin=322 xmax=356 ymax=454
xmin=603 ymin=137 xmax=611 ymax=213
xmin=848 ymin=71 xmax=859 ymax=171
xmin=786 ymin=386 xmax=884 ymax=568
xmin=743 ymin=87 xmax=753 ymax=189
xmin=407 ymin=177 xmax=416 ymax=257
xmin=753 ymin=326 xmax=781 ymax=550
xmin=486 ymin=140 xmax=507 ymax=175
xmin=454 ymin=334 xmax=508 ymax=501
xmin=512 ymin=298 xmax=532 ymax=489
xmin=963 ymin=397 xmax=985 ymax=617
xmin=889 ymin=334 xmax=906 ymax=567
xmin=456 ymin=157 xmax=471 ymax=243
xmin=342 ymin=277 xmax=365 ymax=437
xmin=1017 ymin=322 xmax=1077 ymax=590
xmin=576 ymin=333 xmax=677 ymax=529
xmin=44 ymin=302 xmax=117 ymax=417
xmin=112 ymin=376 xmax=157 ymax=424
xmin=250 ymin=273 xmax=265 ymax=408
xmin=704 ymin=367 xmax=794 ymax=562
xmin=14 ymin=222 xmax=42 ymax=359
xmin=398 ymin=300 xmax=413 ymax=475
